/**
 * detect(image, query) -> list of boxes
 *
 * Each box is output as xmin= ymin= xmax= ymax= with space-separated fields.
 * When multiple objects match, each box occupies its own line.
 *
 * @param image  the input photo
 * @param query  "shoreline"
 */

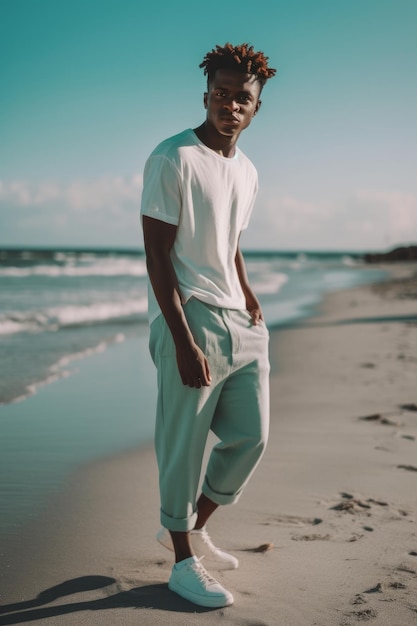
xmin=0 ymin=332 xmax=157 ymax=545
xmin=1 ymin=269 xmax=417 ymax=624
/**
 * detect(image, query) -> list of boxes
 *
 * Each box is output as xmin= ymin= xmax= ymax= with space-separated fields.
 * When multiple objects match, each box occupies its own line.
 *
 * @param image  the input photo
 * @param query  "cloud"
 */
xmin=245 ymin=187 xmax=417 ymax=250
xmin=0 ymin=175 xmax=144 ymax=247
xmin=0 ymin=175 xmax=143 ymax=211
xmin=354 ymin=190 xmax=417 ymax=241
xmin=246 ymin=189 xmax=337 ymax=249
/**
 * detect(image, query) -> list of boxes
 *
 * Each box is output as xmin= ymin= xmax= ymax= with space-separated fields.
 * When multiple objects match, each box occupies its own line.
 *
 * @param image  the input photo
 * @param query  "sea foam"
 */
xmin=0 ymin=299 xmax=148 ymax=336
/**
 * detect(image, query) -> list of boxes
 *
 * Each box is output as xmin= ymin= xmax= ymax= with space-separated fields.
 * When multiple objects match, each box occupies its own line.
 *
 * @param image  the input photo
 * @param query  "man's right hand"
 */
xmin=175 ymin=342 xmax=212 ymax=388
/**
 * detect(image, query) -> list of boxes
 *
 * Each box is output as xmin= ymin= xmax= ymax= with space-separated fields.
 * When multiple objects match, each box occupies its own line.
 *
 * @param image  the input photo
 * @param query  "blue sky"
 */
xmin=1 ymin=0 xmax=416 ymax=250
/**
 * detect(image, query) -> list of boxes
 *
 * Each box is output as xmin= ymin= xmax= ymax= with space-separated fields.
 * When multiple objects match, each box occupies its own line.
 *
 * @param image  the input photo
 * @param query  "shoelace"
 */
xmin=189 ymin=558 xmax=217 ymax=586
xmin=195 ymin=529 xmax=217 ymax=552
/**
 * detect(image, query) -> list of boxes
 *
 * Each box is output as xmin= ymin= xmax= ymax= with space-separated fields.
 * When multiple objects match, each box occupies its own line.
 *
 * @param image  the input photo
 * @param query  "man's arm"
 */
xmin=142 ymin=215 xmax=211 ymax=387
xmin=235 ymin=237 xmax=263 ymax=325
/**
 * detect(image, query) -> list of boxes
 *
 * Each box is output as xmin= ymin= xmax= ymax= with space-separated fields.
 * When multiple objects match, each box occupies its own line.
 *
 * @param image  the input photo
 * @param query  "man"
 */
xmin=140 ymin=42 xmax=276 ymax=608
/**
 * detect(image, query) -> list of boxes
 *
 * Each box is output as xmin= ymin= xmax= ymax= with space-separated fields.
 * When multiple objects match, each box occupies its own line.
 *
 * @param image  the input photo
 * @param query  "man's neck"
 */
xmin=193 ymin=123 xmax=238 ymax=159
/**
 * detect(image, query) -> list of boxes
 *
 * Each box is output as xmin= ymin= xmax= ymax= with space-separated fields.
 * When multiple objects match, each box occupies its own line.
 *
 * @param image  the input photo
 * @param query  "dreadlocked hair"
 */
xmin=199 ymin=43 xmax=276 ymax=89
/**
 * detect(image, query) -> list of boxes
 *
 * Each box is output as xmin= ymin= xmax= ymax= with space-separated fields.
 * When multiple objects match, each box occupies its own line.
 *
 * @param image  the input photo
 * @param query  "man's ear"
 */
xmin=253 ymin=100 xmax=262 ymax=116
xmin=203 ymin=92 xmax=208 ymax=109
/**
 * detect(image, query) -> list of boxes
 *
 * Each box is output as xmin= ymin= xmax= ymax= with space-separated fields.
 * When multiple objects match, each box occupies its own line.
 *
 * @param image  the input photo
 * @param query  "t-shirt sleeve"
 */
xmin=140 ymin=155 xmax=181 ymax=225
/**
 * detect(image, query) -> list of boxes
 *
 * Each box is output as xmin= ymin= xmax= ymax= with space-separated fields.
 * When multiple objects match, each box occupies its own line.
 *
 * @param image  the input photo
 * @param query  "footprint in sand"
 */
xmin=264 ymin=515 xmax=322 ymax=527
xmin=396 ymin=564 xmax=417 ymax=575
xmin=346 ymin=607 xmax=378 ymax=622
xmin=331 ymin=498 xmax=371 ymax=513
xmin=344 ymin=560 xmax=417 ymax=624
xmin=359 ymin=412 xmax=403 ymax=427
xmin=348 ymin=533 xmax=365 ymax=542
xmin=399 ymin=402 xmax=417 ymax=412
xmin=291 ymin=533 xmax=331 ymax=541
xmin=351 ymin=593 xmax=367 ymax=605
xmin=388 ymin=581 xmax=407 ymax=589
xmin=397 ymin=464 xmax=417 ymax=472
xmin=330 ymin=493 xmax=389 ymax=514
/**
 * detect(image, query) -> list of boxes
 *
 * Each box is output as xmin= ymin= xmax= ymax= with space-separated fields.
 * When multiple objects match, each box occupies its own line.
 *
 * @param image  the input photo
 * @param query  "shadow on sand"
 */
xmin=0 ymin=574 xmax=216 ymax=624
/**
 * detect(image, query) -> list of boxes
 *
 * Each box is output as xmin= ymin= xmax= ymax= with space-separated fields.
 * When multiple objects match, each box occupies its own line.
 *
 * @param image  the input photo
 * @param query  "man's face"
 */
xmin=204 ymin=69 xmax=262 ymax=139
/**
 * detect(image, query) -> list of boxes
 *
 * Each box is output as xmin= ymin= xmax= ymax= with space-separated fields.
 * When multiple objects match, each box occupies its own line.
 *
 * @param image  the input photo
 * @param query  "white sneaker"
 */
xmin=157 ymin=526 xmax=239 ymax=570
xmin=168 ymin=556 xmax=234 ymax=607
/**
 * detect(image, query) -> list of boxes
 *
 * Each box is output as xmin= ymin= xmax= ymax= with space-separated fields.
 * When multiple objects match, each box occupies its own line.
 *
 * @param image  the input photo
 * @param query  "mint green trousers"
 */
xmin=149 ymin=297 xmax=270 ymax=532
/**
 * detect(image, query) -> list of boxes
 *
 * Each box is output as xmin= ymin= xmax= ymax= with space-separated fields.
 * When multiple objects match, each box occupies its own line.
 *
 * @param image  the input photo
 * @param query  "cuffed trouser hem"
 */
xmin=201 ymin=479 xmax=242 ymax=506
xmin=160 ymin=509 xmax=198 ymax=532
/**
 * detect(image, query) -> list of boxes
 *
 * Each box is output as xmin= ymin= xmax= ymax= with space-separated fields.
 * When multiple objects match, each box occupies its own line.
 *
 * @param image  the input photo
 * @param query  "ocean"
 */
xmin=0 ymin=247 xmax=386 ymax=406
xmin=0 ymin=248 xmax=388 ymax=542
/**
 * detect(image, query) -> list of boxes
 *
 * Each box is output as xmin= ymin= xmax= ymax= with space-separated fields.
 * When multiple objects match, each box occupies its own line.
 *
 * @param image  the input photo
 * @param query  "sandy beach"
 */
xmin=1 ymin=268 xmax=417 ymax=626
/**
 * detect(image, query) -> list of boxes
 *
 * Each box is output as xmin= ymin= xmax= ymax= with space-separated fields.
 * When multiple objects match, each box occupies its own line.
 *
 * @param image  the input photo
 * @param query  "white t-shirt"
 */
xmin=140 ymin=128 xmax=258 ymax=323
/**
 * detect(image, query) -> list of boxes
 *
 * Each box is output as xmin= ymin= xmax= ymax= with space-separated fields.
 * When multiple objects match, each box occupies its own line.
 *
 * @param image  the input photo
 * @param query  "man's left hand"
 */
xmin=248 ymin=306 xmax=263 ymax=326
